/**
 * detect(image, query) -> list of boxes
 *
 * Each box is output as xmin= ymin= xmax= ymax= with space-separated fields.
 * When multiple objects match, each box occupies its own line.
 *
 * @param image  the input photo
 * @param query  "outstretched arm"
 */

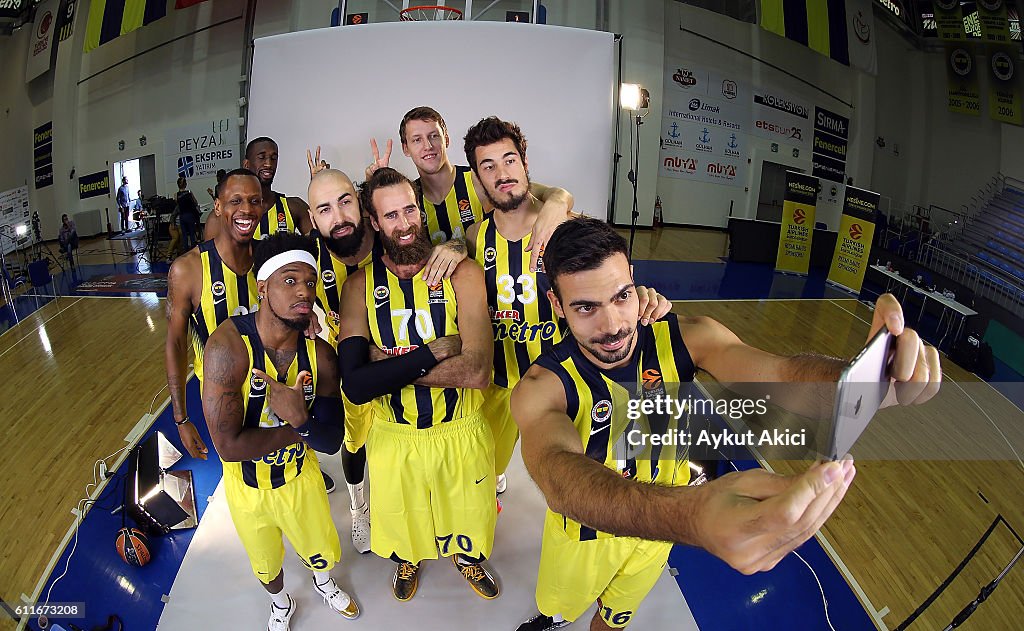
xmin=511 ymin=363 xmax=855 ymax=575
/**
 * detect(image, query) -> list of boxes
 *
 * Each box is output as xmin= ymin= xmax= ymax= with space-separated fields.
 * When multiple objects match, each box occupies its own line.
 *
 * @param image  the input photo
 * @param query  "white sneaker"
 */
xmin=267 ymin=594 xmax=295 ymax=631
xmin=496 ymin=473 xmax=507 ymax=494
xmin=351 ymin=502 xmax=371 ymax=554
xmin=313 ymin=576 xmax=360 ymax=620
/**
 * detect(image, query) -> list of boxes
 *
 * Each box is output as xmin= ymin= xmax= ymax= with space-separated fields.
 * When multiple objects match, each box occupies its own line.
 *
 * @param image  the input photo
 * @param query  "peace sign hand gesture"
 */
xmin=365 ymin=138 xmax=393 ymax=181
xmin=307 ymin=146 xmax=330 ymax=179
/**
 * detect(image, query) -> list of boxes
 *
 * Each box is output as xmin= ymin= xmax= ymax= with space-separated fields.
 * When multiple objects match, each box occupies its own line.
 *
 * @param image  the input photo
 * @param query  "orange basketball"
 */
xmin=116 ymin=527 xmax=151 ymax=567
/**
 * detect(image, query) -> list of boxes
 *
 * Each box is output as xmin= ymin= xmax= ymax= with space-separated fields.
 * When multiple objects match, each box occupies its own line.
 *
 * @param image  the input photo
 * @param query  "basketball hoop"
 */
xmin=400 ymin=5 xmax=463 ymax=21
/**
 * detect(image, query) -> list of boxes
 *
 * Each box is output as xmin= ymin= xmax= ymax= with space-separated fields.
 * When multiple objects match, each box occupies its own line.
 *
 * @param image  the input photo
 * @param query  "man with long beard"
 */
xmin=201 ymin=232 xmax=360 ymax=629
xmin=304 ymin=168 xmax=380 ymax=553
xmin=337 ymin=167 xmax=499 ymax=602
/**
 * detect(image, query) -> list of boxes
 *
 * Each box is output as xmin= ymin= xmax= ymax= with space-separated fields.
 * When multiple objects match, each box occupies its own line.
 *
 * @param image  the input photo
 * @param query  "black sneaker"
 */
xmin=392 ymin=561 xmax=420 ymax=601
xmin=453 ymin=555 xmax=499 ymax=599
xmin=321 ymin=469 xmax=336 ymax=494
xmin=515 ymin=613 xmax=570 ymax=631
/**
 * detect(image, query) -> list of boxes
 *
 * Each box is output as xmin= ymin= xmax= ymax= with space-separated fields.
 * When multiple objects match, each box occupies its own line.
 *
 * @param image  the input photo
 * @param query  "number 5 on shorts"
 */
xmin=302 ymin=553 xmax=328 ymax=570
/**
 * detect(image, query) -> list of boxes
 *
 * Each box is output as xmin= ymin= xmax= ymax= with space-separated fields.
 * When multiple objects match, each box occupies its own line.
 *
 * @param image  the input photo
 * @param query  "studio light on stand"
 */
xmin=620 ymin=83 xmax=650 ymax=260
xmin=123 ymin=431 xmax=198 ymax=535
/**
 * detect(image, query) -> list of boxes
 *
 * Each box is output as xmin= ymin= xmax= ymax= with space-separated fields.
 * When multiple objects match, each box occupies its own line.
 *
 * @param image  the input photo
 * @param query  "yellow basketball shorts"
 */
xmin=482 ymin=383 xmax=519 ymax=476
xmin=223 ymin=451 xmax=342 ymax=584
xmin=342 ymin=391 xmax=375 ymax=454
xmin=366 ymin=411 xmax=497 ymax=565
xmin=536 ymin=509 xmax=672 ymax=627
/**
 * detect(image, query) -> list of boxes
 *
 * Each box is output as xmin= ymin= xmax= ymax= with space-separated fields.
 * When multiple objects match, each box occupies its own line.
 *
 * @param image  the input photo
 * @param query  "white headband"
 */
xmin=256 ymin=250 xmax=318 ymax=282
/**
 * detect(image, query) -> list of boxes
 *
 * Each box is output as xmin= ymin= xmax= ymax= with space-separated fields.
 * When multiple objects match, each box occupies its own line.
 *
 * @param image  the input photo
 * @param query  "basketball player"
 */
xmin=462 ymin=116 xmax=672 ymax=494
xmin=366 ymin=106 xmax=573 ymax=272
xmin=511 ymin=218 xmax=942 ymax=630
xmin=337 ymin=167 xmax=499 ymax=602
xmin=205 ymin=137 xmax=314 ymax=240
xmin=202 ymin=232 xmax=359 ymax=628
xmin=304 ymin=168 xmax=380 ymax=553
xmin=166 ymin=169 xmax=334 ymax=494
xmin=165 ymin=168 xmax=263 ymax=462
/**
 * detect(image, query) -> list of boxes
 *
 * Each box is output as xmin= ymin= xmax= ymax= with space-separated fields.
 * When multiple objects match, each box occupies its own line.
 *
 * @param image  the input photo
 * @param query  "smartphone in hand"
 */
xmin=826 ymin=326 xmax=894 ymax=461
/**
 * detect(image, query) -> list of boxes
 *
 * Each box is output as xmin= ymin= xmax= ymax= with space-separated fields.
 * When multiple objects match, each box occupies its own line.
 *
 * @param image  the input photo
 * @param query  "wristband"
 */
xmin=175 ymin=416 xmax=191 ymax=426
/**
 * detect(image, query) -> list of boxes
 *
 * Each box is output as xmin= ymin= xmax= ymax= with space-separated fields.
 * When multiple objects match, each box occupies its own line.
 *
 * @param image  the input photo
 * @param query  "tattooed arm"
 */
xmin=164 ymin=253 xmax=208 ymax=459
xmin=201 ymin=321 xmax=300 ymax=462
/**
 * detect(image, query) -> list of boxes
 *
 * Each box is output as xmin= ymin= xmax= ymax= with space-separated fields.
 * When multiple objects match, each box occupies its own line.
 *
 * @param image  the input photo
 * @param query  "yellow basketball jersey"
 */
xmin=314 ymin=236 xmax=377 ymax=348
xmin=364 ymin=258 xmax=482 ymax=428
xmin=189 ymin=239 xmax=259 ymax=380
xmin=418 ymin=165 xmax=484 ymax=245
xmin=254 ymin=193 xmax=296 ymax=240
xmin=222 ymin=312 xmax=319 ymax=489
xmin=534 ymin=314 xmax=696 ymax=541
xmin=474 ymin=213 xmax=564 ymax=388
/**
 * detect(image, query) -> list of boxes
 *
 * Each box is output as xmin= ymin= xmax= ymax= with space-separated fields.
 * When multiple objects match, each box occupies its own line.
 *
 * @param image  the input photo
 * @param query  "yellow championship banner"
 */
xmin=989 ymin=44 xmax=1023 ymax=125
xmin=978 ymin=0 xmax=1012 ymax=43
xmin=947 ymin=45 xmax=982 ymax=116
xmin=933 ymin=0 xmax=967 ymax=41
xmin=775 ymin=171 xmax=819 ymax=275
xmin=827 ymin=186 xmax=879 ymax=294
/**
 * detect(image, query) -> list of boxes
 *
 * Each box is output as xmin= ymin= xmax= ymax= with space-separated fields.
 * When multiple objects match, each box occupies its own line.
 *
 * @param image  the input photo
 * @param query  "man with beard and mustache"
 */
xmin=510 ymin=218 xmax=942 ymax=631
xmin=337 ymin=167 xmax=499 ymax=603
xmin=305 ymin=168 xmax=381 ymax=554
xmin=364 ymin=106 xmax=574 ymax=274
xmin=205 ymin=137 xmax=315 ymax=240
xmin=463 ymin=116 xmax=674 ymax=498
xmin=201 ymin=232 xmax=360 ymax=629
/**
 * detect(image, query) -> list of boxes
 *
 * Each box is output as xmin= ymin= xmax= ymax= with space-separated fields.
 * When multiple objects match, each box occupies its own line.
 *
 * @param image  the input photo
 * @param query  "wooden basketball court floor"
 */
xmin=2 ymin=235 xmax=1022 ymax=629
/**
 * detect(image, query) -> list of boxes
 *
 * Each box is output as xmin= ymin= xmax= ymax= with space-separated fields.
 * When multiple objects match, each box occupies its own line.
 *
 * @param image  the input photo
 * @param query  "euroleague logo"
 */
xmin=458 ymin=199 xmax=472 ymax=212
xmin=211 ymin=280 xmax=226 ymax=298
xmin=641 ymin=369 xmax=663 ymax=391
xmin=301 ymin=372 xmax=314 ymax=400
xmin=849 ymin=223 xmax=863 ymax=240
xmin=592 ymin=399 xmax=612 ymax=423
xmin=793 ymin=208 xmax=806 ymax=225
xmin=277 ymin=212 xmax=286 ymax=224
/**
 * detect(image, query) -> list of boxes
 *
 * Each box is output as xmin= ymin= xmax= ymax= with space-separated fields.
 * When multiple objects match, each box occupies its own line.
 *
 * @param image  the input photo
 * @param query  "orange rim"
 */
xmin=400 ymin=5 xmax=464 ymax=21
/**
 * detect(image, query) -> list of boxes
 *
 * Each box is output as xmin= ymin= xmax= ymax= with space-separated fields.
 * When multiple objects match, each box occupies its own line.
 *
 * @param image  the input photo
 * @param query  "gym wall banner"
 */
xmin=978 ymin=0 xmax=1012 ymax=43
xmin=811 ymin=107 xmax=849 ymax=182
xmin=934 ymin=0 xmax=967 ymax=41
xmin=0 ymin=0 xmax=26 ymax=19
xmin=0 ymin=186 xmax=30 ymax=257
xmin=25 ymin=0 xmax=58 ymax=83
xmin=988 ymin=45 xmax=1022 ymax=124
xmin=658 ymin=60 xmax=751 ymax=188
xmin=775 ymin=171 xmax=819 ymax=275
xmin=33 ymin=121 xmax=53 ymax=189
xmin=827 ymin=186 xmax=880 ymax=293
xmin=947 ymin=45 xmax=982 ymax=115
xmin=164 ymin=118 xmax=239 ymax=186
xmin=751 ymin=89 xmax=812 ymax=153
xmin=57 ymin=0 xmax=77 ymax=43
xmin=79 ymin=170 xmax=110 ymax=199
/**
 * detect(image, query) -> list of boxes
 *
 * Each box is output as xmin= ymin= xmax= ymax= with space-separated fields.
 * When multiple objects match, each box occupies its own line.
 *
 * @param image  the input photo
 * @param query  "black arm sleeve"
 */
xmin=338 ymin=336 xmax=439 ymax=404
xmin=296 ymin=396 xmax=344 ymax=455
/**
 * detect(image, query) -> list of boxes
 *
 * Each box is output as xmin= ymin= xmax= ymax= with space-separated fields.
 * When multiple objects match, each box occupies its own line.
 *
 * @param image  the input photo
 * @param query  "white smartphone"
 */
xmin=826 ymin=325 xmax=894 ymax=461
